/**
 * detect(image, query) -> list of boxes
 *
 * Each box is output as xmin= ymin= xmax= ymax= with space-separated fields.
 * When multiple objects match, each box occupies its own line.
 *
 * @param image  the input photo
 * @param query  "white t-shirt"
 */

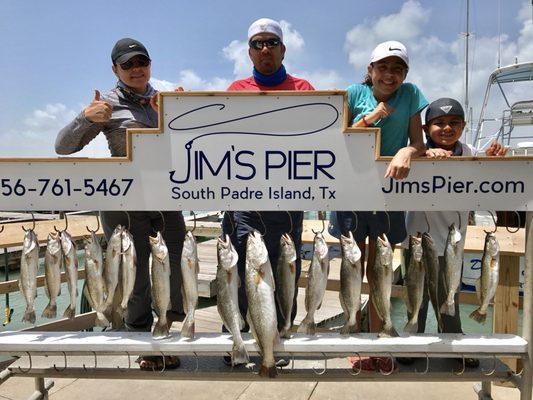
xmin=403 ymin=142 xmax=476 ymax=256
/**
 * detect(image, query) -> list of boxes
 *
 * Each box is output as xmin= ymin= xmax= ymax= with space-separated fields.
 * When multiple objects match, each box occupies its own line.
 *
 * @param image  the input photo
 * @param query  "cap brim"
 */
xmin=114 ymin=51 xmax=149 ymax=65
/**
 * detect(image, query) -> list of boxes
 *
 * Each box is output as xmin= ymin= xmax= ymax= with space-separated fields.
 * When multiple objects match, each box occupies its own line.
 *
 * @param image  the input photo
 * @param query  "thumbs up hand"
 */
xmin=84 ymin=90 xmax=112 ymax=123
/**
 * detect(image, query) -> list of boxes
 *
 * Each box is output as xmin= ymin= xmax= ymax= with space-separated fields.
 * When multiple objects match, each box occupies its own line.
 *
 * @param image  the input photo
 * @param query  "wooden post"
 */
xmin=493 ymin=254 xmax=520 ymax=372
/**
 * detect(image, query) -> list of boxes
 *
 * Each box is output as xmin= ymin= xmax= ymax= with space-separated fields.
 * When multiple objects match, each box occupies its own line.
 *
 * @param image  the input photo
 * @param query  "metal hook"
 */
xmin=226 ymin=211 xmax=235 ymax=237
xmin=424 ymin=212 xmax=431 ymax=233
xmin=117 ymin=352 xmax=131 ymax=372
xmin=53 ymin=351 xmax=68 ymax=372
xmin=192 ymin=352 xmax=200 ymax=373
xmin=482 ymin=355 xmax=497 ymax=376
xmin=378 ymin=353 xmax=395 ymax=376
xmin=484 ymin=211 xmax=498 ymax=234
xmin=312 ymin=353 xmax=327 ymax=375
xmin=415 ymin=353 xmax=430 ymax=374
xmin=456 ymin=211 xmax=462 ymax=231
xmin=505 ymin=211 xmax=521 ymax=234
xmin=312 ymin=214 xmax=326 ymax=235
xmin=348 ymin=352 xmax=362 ymax=376
xmin=21 ymin=212 xmax=36 ymax=232
xmin=83 ymin=352 xmax=97 ymax=371
xmin=255 ymin=211 xmax=267 ymax=236
xmin=286 ymin=211 xmax=293 ymax=235
xmin=154 ymin=211 xmax=166 ymax=236
xmin=160 ymin=352 xmax=166 ymax=373
xmin=384 ymin=211 xmax=391 ymax=235
xmin=291 ymin=353 xmax=295 ymax=371
xmin=0 ymin=225 xmax=4 ymax=233
xmin=86 ymin=212 xmax=100 ymax=233
xmin=453 ymin=354 xmax=466 ymax=376
xmin=510 ymin=362 xmax=524 ymax=377
xmin=53 ymin=213 xmax=69 ymax=233
xmin=189 ymin=211 xmax=196 ymax=233
xmin=351 ymin=211 xmax=359 ymax=233
xmin=124 ymin=211 xmax=131 ymax=231
xmin=17 ymin=352 xmax=33 ymax=373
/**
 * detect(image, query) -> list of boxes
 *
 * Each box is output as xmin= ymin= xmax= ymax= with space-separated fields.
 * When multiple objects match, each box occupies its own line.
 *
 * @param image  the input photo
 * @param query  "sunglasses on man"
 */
xmin=249 ymin=38 xmax=281 ymax=50
xmin=119 ymin=56 xmax=151 ymax=70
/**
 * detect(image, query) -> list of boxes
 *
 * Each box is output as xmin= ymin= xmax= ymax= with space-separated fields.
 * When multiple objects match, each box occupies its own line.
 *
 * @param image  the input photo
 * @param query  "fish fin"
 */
xmin=439 ymin=301 xmax=455 ymax=317
xmin=469 ymin=309 xmax=487 ymax=324
xmin=297 ymin=316 xmax=315 ymax=335
xmin=181 ymin=313 xmax=195 ymax=339
xmin=152 ymin=317 xmax=170 ymax=339
xmin=279 ymin=323 xmax=292 ymax=339
xmin=259 ymin=364 xmax=277 ymax=378
xmin=22 ymin=307 xmax=36 ymax=324
xmin=253 ymin=271 xmax=262 ymax=286
xmin=63 ymin=305 xmax=76 ymax=320
xmin=95 ymin=311 xmax=110 ymax=328
xmin=41 ymin=302 xmax=57 ymax=319
xmin=232 ymin=340 xmax=250 ymax=365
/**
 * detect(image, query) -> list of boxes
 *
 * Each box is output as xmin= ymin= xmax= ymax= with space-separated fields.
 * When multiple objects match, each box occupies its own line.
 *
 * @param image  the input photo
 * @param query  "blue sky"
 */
xmin=1 ymin=0 xmax=531 ymax=156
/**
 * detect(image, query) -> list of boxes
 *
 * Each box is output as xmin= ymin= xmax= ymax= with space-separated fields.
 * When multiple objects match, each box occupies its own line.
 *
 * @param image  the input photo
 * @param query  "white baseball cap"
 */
xmin=247 ymin=18 xmax=283 ymax=41
xmin=370 ymin=41 xmax=409 ymax=67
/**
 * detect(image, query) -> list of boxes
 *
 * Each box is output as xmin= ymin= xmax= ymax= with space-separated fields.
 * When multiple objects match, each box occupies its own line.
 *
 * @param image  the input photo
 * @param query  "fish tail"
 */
xmin=379 ymin=322 xmax=398 ymax=338
xmin=297 ymin=316 xmax=315 ymax=335
xmin=439 ymin=301 xmax=455 ymax=317
xmin=22 ymin=307 xmax=36 ymax=324
xmin=403 ymin=318 xmax=418 ymax=334
xmin=63 ymin=305 xmax=76 ymax=320
xmin=152 ymin=318 xmax=170 ymax=339
xmin=259 ymin=364 xmax=277 ymax=378
xmin=41 ymin=302 xmax=57 ymax=319
xmin=232 ymin=340 xmax=250 ymax=365
xmin=181 ymin=314 xmax=195 ymax=338
xmin=95 ymin=311 xmax=110 ymax=327
xmin=279 ymin=323 xmax=292 ymax=339
xmin=469 ymin=309 xmax=487 ymax=324
xmin=340 ymin=321 xmax=358 ymax=335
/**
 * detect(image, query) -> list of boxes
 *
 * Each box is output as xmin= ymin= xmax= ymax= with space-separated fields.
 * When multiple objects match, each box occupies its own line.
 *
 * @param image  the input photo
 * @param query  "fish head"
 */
xmin=246 ymin=230 xmax=269 ymax=269
xmin=60 ymin=231 xmax=74 ymax=254
xmin=377 ymin=234 xmax=393 ymax=266
xmin=109 ymin=225 xmax=123 ymax=249
xmin=217 ymin=234 xmax=238 ymax=271
xmin=485 ymin=233 xmax=500 ymax=258
xmin=121 ymin=229 xmax=133 ymax=252
xmin=313 ymin=232 xmax=329 ymax=261
xmin=340 ymin=231 xmax=361 ymax=264
xmin=447 ymin=223 xmax=462 ymax=246
xmin=280 ymin=233 xmax=297 ymax=263
xmin=47 ymin=232 xmax=62 ymax=255
xmin=149 ymin=231 xmax=168 ymax=261
xmin=23 ymin=229 xmax=38 ymax=254
xmin=182 ymin=231 xmax=197 ymax=259
xmin=421 ymin=232 xmax=434 ymax=247
xmin=410 ymin=235 xmax=423 ymax=262
xmin=84 ymin=232 xmax=102 ymax=258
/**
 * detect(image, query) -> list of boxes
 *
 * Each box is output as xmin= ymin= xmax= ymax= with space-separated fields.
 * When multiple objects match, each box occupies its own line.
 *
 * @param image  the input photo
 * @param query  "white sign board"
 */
xmin=0 ymin=91 xmax=531 ymax=211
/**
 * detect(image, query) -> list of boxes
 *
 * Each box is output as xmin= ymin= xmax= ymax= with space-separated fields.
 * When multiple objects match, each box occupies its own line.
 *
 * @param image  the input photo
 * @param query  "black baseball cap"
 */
xmin=111 ymin=38 xmax=150 ymax=65
xmin=425 ymin=98 xmax=465 ymax=124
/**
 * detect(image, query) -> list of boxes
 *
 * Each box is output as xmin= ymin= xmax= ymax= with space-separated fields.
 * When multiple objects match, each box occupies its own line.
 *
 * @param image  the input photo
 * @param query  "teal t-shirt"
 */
xmin=346 ymin=83 xmax=428 ymax=156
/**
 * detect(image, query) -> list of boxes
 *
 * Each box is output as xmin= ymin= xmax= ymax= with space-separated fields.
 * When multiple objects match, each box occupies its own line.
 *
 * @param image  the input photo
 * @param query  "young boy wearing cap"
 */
xmin=55 ymin=38 xmax=186 ymax=371
xmin=403 ymin=98 xmax=506 ymax=368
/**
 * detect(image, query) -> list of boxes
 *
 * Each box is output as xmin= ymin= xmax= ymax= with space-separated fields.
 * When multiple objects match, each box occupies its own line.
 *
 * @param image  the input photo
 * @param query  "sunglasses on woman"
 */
xmin=119 ymin=56 xmax=151 ymax=70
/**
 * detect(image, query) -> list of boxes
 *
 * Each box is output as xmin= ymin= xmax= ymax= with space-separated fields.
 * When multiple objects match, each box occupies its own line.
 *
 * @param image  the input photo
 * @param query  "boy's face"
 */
xmin=424 ymin=115 xmax=466 ymax=150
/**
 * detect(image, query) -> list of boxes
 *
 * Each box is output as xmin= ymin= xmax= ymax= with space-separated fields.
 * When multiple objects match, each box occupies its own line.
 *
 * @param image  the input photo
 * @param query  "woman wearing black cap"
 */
xmin=55 ymin=38 xmax=184 ymax=371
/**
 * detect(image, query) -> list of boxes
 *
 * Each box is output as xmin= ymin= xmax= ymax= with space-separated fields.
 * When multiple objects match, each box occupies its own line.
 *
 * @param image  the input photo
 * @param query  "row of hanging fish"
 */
xmin=19 ymin=226 xmax=137 ymax=326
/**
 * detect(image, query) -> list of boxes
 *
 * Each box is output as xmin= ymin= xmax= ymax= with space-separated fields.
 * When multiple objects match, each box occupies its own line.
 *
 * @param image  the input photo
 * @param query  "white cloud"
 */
xmin=0 ymin=103 xmax=110 ymax=157
xmin=152 ymin=71 xmax=230 ymax=92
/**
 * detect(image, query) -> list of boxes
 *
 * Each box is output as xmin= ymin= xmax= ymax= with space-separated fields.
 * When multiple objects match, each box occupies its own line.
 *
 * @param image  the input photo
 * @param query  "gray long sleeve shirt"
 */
xmin=55 ymin=85 xmax=158 ymax=157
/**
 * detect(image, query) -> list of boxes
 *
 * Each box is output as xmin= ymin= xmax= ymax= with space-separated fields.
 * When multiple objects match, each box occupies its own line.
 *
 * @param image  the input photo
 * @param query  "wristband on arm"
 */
xmin=361 ymin=115 xmax=370 ymax=127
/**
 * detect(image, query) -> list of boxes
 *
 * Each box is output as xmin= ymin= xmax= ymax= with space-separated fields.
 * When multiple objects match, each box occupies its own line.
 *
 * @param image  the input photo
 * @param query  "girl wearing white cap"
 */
xmin=333 ymin=41 xmax=428 ymax=372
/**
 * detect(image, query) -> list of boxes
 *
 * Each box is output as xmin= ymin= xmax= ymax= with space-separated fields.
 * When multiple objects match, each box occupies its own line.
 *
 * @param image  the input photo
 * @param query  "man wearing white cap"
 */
xmin=221 ymin=18 xmax=314 ymax=366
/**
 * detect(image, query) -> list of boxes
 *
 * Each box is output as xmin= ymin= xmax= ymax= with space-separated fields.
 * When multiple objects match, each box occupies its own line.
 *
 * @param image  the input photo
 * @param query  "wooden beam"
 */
xmin=24 ymin=311 xmax=97 ymax=332
xmin=0 ymin=269 xmax=86 ymax=295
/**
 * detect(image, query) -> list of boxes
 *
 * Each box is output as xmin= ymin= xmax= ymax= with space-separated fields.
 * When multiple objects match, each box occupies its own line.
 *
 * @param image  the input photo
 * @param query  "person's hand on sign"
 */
xmin=384 ymin=147 xmax=412 ymax=180
xmin=425 ymin=148 xmax=452 ymax=159
xmin=150 ymin=87 xmax=184 ymax=113
xmin=485 ymin=141 xmax=508 ymax=157
xmin=84 ymin=90 xmax=112 ymax=123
